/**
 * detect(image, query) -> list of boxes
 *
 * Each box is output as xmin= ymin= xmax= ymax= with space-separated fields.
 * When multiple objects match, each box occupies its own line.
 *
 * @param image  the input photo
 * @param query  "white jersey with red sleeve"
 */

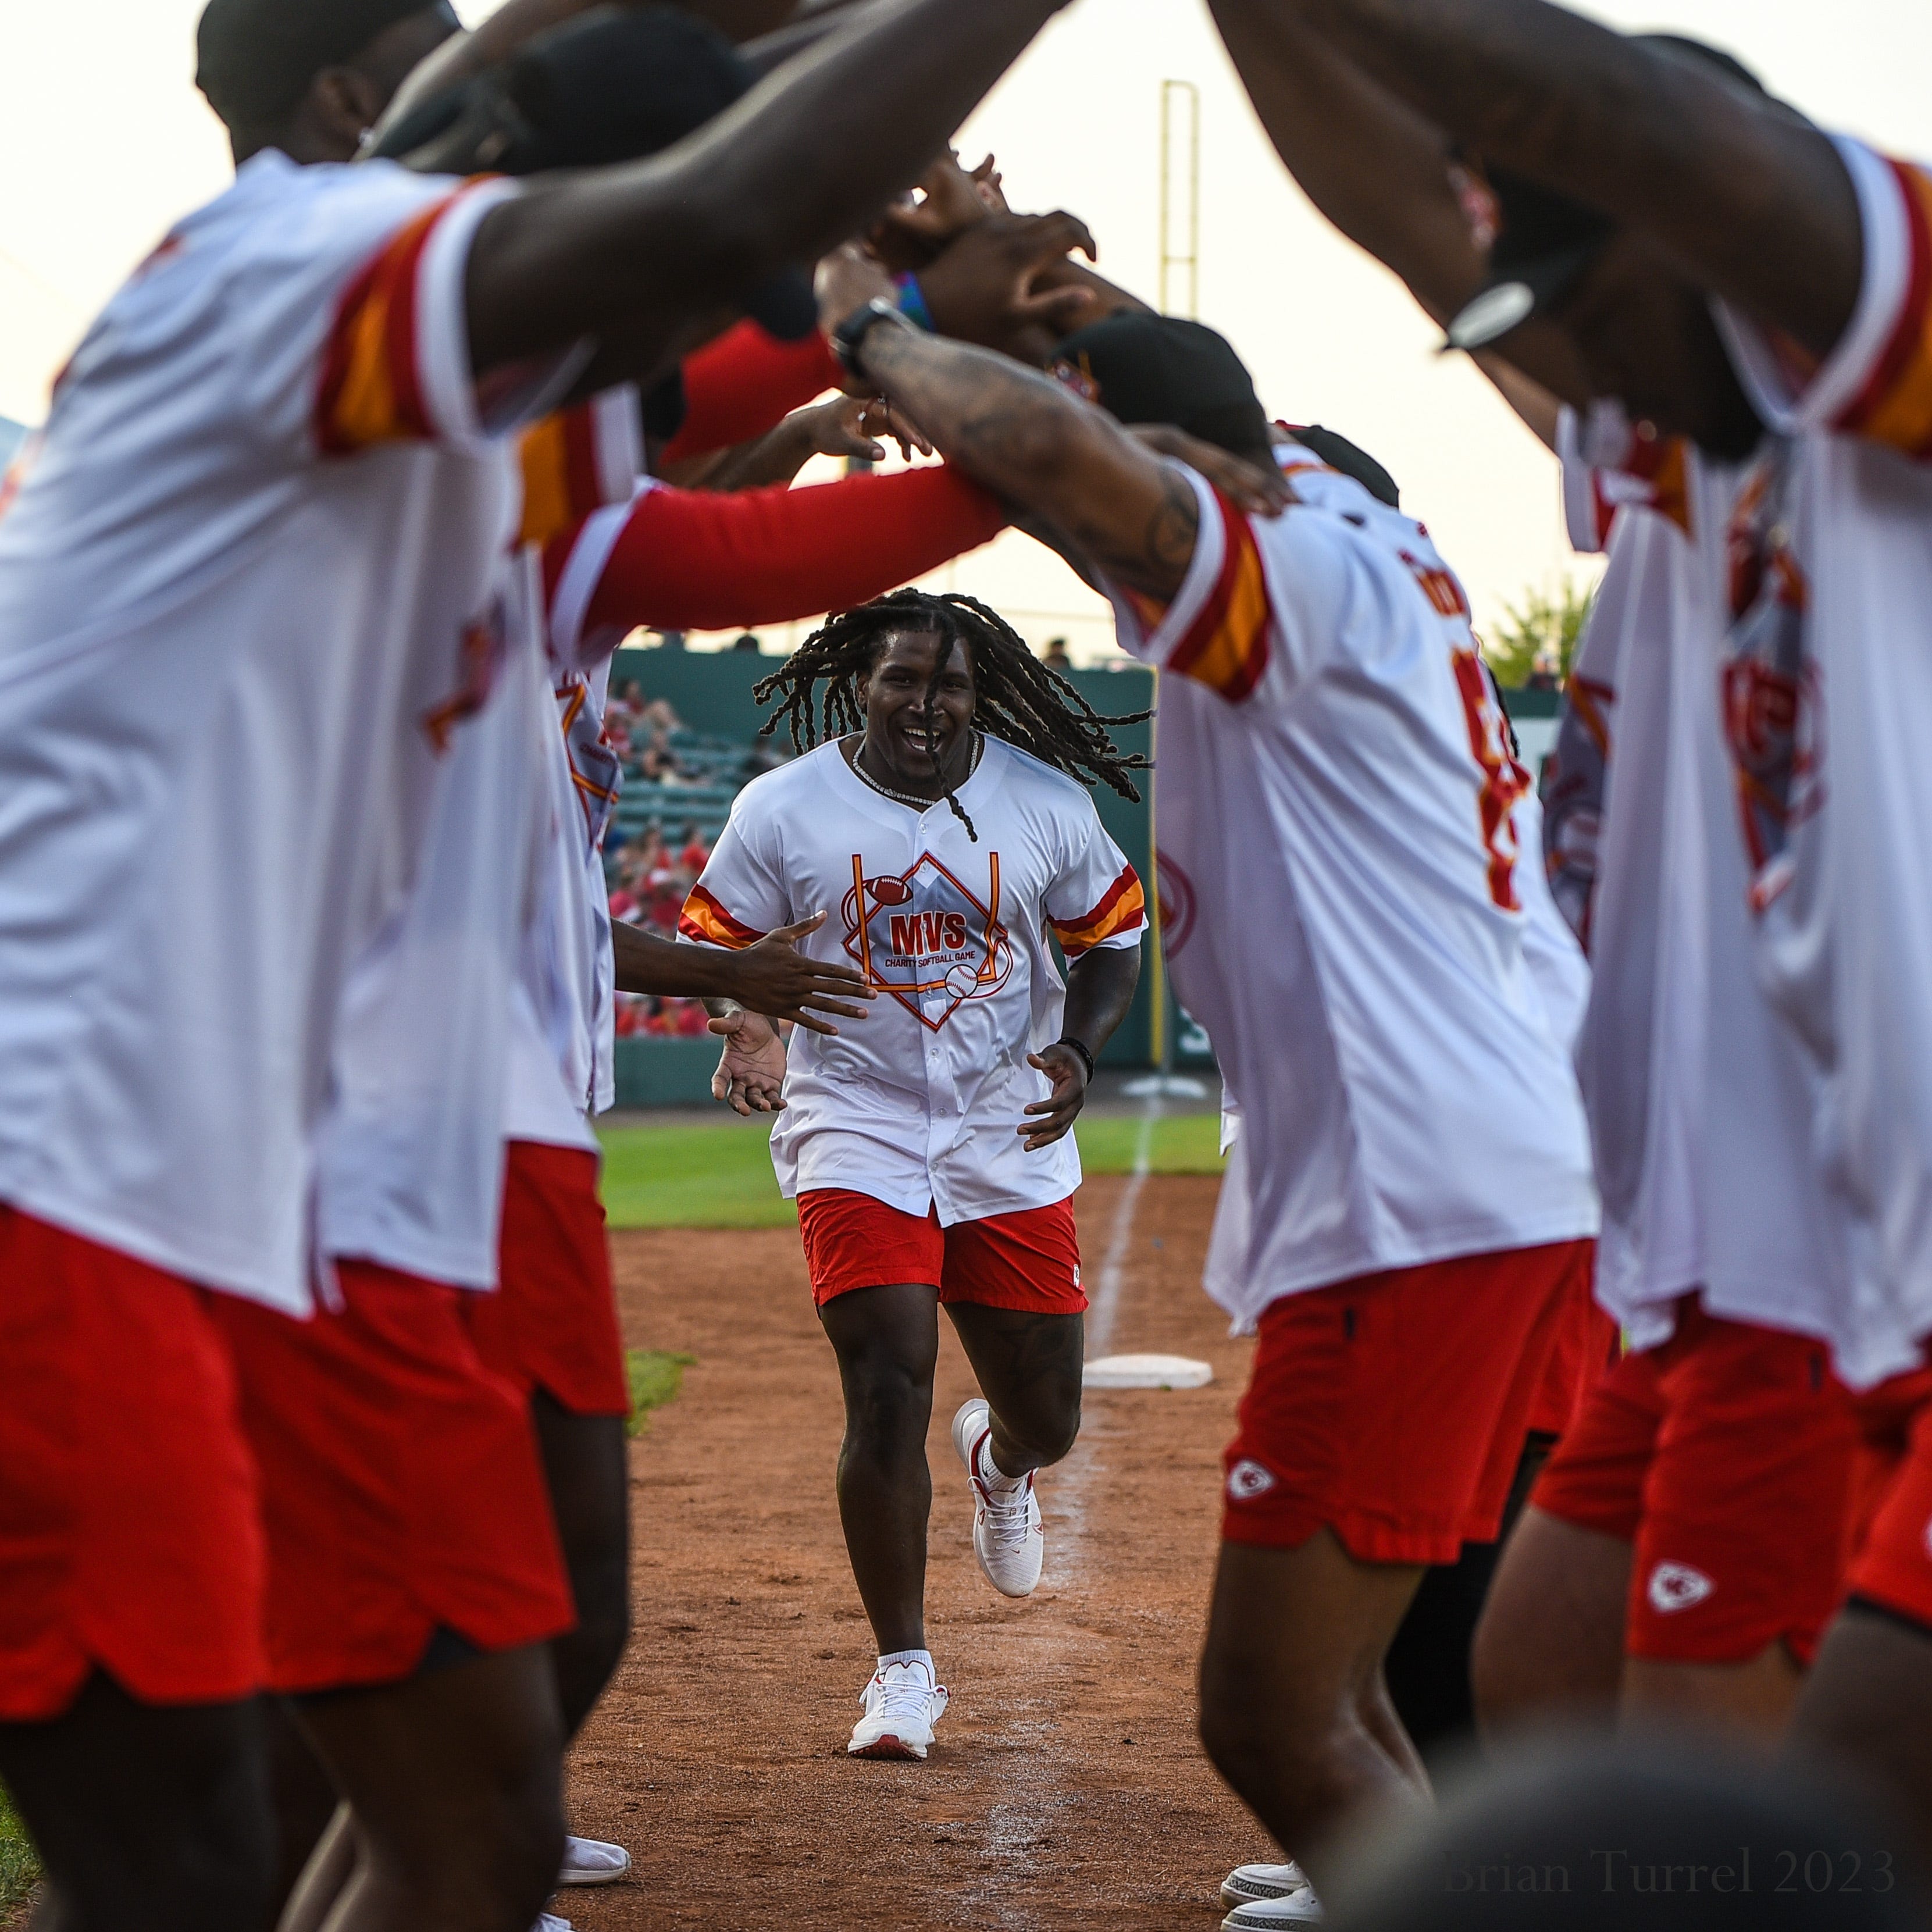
xmin=1105 ymin=448 xmax=1598 ymax=1331
xmin=1710 ymin=136 xmax=1932 ymax=1380
xmin=0 ymin=152 xmax=579 ymax=1314
xmin=679 ymin=738 xmax=1144 ymax=1222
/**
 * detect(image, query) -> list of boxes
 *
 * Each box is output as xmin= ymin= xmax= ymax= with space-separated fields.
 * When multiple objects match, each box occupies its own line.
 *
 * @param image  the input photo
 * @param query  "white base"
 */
xmin=1082 ymin=1352 xmax=1214 ymax=1389
xmin=1120 ymin=1074 xmax=1211 ymax=1099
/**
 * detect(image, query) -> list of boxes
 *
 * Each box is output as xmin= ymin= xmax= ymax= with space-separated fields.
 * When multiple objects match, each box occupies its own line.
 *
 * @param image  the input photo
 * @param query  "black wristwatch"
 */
xmin=1055 ymin=1036 xmax=1096 ymax=1083
xmin=831 ymin=297 xmax=911 ymax=381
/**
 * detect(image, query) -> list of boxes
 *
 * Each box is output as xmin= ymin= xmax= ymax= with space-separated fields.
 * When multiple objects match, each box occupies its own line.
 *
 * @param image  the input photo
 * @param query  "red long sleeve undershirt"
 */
xmin=659 ymin=321 xmax=844 ymax=466
xmin=555 ymin=465 xmax=1007 ymax=637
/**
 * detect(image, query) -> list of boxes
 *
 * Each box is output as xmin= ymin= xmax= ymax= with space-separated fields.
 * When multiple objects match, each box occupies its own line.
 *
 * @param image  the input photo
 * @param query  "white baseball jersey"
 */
xmin=325 ymin=390 xmax=645 ymax=1279
xmin=313 ymin=548 xmax=576 ymax=1288
xmin=1550 ymin=411 xmax=1852 ymax=1356
xmin=0 ymin=152 xmax=577 ymax=1313
xmin=680 ymin=738 xmax=1145 ymax=1221
xmin=1707 ymin=135 xmax=1932 ymax=1382
xmin=1107 ymin=447 xmax=1599 ymax=1332
xmin=1203 ymin=779 xmax=1588 ymax=1331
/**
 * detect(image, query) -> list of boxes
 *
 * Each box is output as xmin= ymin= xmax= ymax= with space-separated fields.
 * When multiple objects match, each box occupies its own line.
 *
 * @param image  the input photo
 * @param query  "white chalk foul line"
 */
xmin=1082 ymin=1103 xmax=1157 ymax=1362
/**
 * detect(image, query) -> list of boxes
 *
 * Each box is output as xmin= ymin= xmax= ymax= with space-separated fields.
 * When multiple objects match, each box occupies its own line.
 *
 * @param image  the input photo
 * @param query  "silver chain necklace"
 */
xmin=849 ymin=732 xmax=982 ymax=812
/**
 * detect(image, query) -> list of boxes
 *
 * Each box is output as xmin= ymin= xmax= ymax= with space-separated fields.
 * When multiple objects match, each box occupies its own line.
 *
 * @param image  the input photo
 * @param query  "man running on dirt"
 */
xmin=680 ymin=589 xmax=1146 ymax=1759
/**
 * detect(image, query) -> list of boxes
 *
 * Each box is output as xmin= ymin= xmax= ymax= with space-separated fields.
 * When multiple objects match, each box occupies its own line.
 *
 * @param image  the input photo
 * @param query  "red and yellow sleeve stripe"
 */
xmin=678 ymin=885 xmax=764 ymax=950
xmin=1835 ymin=159 xmax=1932 ymax=459
xmin=518 ymin=404 xmax=608 ymax=547
xmin=314 ymin=195 xmax=456 ymax=455
xmin=1165 ymin=490 xmax=1271 ymax=704
xmin=1049 ymin=865 xmax=1146 ymax=956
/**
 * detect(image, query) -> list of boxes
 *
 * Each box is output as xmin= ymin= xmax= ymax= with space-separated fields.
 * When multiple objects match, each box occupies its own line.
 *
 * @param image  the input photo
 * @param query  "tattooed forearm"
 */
xmin=857 ymin=318 xmax=1200 ymax=599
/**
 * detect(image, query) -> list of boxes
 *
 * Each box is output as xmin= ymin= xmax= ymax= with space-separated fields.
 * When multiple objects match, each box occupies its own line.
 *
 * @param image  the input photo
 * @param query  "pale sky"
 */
xmin=4 ymin=0 xmax=1929 ymax=657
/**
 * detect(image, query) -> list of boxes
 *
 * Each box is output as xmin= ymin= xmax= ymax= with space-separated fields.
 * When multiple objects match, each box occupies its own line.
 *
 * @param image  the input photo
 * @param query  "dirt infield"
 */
xmin=566 ymin=1171 xmax=1260 ymax=1930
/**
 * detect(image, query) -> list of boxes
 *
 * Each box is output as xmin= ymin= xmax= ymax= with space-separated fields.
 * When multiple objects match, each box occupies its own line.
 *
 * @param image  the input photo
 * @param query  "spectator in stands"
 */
xmin=1041 ymin=635 xmax=1073 ymax=671
xmin=679 ymin=826 xmax=712 ymax=876
xmin=732 ymin=632 xmax=761 ymax=653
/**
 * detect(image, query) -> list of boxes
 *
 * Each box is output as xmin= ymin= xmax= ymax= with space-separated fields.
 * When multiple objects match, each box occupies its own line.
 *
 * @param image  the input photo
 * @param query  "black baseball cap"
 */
xmin=1056 ymin=313 xmax=1274 ymax=459
xmin=1443 ymin=33 xmax=1766 ymax=354
xmin=197 ymin=0 xmax=458 ymax=130
xmin=372 ymin=5 xmax=818 ymax=340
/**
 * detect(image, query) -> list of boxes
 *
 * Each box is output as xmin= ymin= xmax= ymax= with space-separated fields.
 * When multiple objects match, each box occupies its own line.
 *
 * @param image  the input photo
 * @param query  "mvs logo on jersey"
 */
xmin=844 ymin=853 xmax=1014 ymax=1029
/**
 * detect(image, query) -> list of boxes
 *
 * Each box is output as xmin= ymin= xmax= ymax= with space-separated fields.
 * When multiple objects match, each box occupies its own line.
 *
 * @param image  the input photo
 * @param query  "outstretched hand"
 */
xmin=871 ymin=151 xmax=1011 ymax=262
xmin=710 ymin=1008 xmax=790 ymax=1116
xmin=914 ymin=211 xmax=1100 ymax=359
xmin=721 ymin=912 xmax=876 ymax=1035
xmin=794 ymin=393 xmax=935 ymax=465
xmin=1125 ymin=425 xmax=1293 ymax=516
xmin=1019 ymin=1043 xmax=1090 ymax=1151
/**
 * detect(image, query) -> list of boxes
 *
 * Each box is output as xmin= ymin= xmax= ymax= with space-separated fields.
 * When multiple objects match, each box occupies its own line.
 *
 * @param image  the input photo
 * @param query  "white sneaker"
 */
xmin=534 ymin=1917 xmax=573 ymax=1931
xmin=558 ymin=1835 xmax=630 ymax=1886
xmin=847 ymin=1659 xmax=949 ymax=1760
xmin=1219 ymin=1863 xmax=1323 ymax=1927
xmin=950 ymin=1398 xmax=1043 ymax=1598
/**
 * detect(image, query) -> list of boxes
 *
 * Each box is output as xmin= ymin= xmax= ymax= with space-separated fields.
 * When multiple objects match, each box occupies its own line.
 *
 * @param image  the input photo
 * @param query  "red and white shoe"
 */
xmin=847 ymin=1658 xmax=950 ymax=1760
xmin=950 ymin=1398 xmax=1043 ymax=1598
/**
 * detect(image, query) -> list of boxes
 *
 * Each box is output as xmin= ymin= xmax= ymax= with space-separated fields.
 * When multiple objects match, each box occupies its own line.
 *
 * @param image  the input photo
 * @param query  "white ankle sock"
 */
xmin=975 ymin=1432 xmax=1026 ymax=1490
xmin=877 ymin=1648 xmax=934 ymax=1683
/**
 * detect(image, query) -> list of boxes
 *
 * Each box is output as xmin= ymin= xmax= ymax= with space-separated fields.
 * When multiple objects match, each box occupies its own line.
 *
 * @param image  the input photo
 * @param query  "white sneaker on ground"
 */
xmin=950 ymin=1398 xmax=1043 ymax=1598
xmin=558 ymin=1835 xmax=630 ymax=1886
xmin=1219 ymin=1862 xmax=1323 ymax=1927
xmin=847 ymin=1658 xmax=950 ymax=1760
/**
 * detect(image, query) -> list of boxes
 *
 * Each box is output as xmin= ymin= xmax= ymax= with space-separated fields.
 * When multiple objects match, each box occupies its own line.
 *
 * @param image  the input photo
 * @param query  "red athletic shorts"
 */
xmin=465 ymin=1141 xmax=628 ymax=1418
xmin=1531 ymin=1297 xmax=1858 ymax=1664
xmin=1221 ymin=1238 xmax=1591 ymax=1566
xmin=1845 ymin=1367 xmax=1932 ymax=1632
xmin=0 ymin=1207 xmax=266 ymax=1720
xmin=213 ymin=1262 xmax=574 ymax=1696
xmin=1524 ymin=1266 xmax=1621 ymax=1439
xmin=796 ymin=1189 xmax=1086 ymax=1314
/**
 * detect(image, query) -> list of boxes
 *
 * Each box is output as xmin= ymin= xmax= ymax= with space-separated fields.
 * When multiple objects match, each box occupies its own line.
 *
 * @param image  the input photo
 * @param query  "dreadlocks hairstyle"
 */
xmin=752 ymin=590 xmax=1149 ymax=843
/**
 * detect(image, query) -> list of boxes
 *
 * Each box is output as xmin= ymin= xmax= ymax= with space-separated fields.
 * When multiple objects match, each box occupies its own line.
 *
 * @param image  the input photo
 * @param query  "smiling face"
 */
xmin=857 ymin=629 xmax=978 ymax=790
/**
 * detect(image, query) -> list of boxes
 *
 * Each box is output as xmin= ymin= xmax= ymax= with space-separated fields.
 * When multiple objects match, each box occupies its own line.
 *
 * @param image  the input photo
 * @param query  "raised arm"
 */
xmin=380 ymin=0 xmax=805 ymax=133
xmin=1278 ymin=0 xmax=1860 ymax=357
xmin=464 ymin=0 xmax=1065 ymax=380
xmin=1210 ymin=0 xmax=1482 ymax=323
xmin=848 ymin=312 xmax=1200 ymax=601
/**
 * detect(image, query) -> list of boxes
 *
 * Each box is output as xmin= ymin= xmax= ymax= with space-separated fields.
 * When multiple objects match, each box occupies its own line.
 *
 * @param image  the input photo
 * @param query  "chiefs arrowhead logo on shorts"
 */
xmin=1226 ymin=1458 xmax=1277 ymax=1503
xmin=1647 ymin=1560 xmax=1716 ymax=1614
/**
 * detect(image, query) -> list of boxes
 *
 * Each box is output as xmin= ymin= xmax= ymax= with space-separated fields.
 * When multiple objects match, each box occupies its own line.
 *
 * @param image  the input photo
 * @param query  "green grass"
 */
xmin=597 ymin=1113 xmax=1223 ymax=1229
xmin=1071 ymin=1111 xmax=1228 ymax=1175
xmin=0 ymin=1781 xmax=38 ymax=1924
xmin=625 ymin=1349 xmax=695 ymax=1439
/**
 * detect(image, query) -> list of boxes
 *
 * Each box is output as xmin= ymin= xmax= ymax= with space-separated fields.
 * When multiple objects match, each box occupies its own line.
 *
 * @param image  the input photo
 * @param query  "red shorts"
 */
xmin=1531 ymin=1298 xmax=1857 ymax=1664
xmin=0 ymin=1207 xmax=265 ymax=1720
xmin=213 ymin=1262 xmax=574 ymax=1696
xmin=1524 ymin=1266 xmax=1620 ymax=1439
xmin=796 ymin=1189 xmax=1086 ymax=1314
xmin=1222 ymin=1239 xmax=1591 ymax=1566
xmin=465 ymin=1141 xmax=628 ymax=1418
xmin=1846 ymin=1368 xmax=1932 ymax=1632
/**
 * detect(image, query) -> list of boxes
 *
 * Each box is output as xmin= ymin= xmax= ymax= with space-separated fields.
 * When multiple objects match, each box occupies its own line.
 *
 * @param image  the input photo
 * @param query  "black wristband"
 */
xmin=1055 ymin=1036 xmax=1095 ymax=1083
xmin=830 ymin=297 xmax=910 ymax=381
